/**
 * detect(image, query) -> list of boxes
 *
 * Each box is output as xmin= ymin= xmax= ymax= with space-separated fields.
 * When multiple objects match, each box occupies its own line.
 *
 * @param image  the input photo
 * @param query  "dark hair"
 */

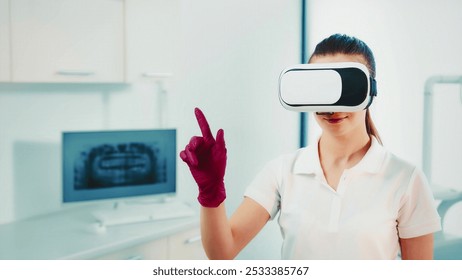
xmin=309 ymin=34 xmax=382 ymax=145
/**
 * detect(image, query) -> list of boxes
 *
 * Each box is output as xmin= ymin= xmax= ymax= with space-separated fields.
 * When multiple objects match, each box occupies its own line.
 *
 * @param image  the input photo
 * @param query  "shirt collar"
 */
xmin=293 ymin=137 xmax=386 ymax=175
xmin=293 ymin=141 xmax=321 ymax=175
xmin=351 ymin=137 xmax=387 ymax=174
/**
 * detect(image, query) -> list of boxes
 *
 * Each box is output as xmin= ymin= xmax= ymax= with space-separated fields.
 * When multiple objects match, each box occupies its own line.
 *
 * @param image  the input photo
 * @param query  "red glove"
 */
xmin=180 ymin=108 xmax=227 ymax=207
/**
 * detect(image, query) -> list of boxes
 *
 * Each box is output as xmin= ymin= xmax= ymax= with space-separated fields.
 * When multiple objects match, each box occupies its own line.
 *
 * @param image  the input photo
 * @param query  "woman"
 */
xmin=180 ymin=34 xmax=441 ymax=259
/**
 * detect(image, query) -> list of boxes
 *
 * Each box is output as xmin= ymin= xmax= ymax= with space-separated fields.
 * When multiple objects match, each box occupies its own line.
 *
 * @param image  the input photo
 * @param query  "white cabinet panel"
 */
xmin=168 ymin=227 xmax=206 ymax=260
xmin=0 ymin=0 xmax=10 ymax=82
xmin=10 ymin=0 xmax=124 ymax=83
xmin=125 ymin=0 xmax=181 ymax=82
xmin=95 ymin=238 xmax=169 ymax=260
xmin=94 ymin=227 xmax=206 ymax=260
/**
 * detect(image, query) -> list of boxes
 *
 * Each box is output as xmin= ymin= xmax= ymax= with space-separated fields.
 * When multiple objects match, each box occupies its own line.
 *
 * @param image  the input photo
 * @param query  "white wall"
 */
xmin=307 ymin=0 xmax=462 ymax=236
xmin=0 ymin=0 xmax=300 ymax=259
xmin=173 ymin=0 xmax=300 ymax=259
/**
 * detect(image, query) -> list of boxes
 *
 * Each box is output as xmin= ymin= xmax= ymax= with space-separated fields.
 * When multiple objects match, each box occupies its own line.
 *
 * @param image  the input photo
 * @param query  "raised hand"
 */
xmin=180 ymin=108 xmax=227 ymax=207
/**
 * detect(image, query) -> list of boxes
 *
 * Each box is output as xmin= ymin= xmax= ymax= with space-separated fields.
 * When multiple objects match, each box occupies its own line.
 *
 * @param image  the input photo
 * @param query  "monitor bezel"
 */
xmin=62 ymin=129 xmax=176 ymax=203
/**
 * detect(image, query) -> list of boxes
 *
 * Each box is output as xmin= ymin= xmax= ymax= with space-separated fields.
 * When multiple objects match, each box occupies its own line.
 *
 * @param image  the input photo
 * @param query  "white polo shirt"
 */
xmin=244 ymin=137 xmax=441 ymax=259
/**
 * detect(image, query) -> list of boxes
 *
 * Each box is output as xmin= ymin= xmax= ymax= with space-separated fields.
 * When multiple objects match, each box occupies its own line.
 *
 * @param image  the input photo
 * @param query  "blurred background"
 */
xmin=0 ymin=0 xmax=460 ymax=259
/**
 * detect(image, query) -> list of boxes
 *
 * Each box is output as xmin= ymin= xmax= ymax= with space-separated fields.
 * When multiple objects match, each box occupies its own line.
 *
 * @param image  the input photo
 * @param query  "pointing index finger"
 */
xmin=195 ymin=108 xmax=214 ymax=143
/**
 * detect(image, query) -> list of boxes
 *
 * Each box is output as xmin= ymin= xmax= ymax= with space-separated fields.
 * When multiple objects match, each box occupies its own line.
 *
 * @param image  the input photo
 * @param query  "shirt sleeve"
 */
xmin=244 ymin=159 xmax=281 ymax=220
xmin=397 ymin=167 xmax=442 ymax=239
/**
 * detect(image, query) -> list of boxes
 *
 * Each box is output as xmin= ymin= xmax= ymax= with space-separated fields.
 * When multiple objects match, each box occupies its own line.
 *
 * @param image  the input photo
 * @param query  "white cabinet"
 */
xmin=168 ymin=227 xmax=206 ymax=259
xmin=9 ymin=0 xmax=125 ymax=83
xmin=96 ymin=237 xmax=169 ymax=260
xmin=95 ymin=227 xmax=206 ymax=260
xmin=0 ymin=202 xmax=206 ymax=260
xmin=125 ymin=0 xmax=181 ymax=82
xmin=0 ymin=0 xmax=10 ymax=82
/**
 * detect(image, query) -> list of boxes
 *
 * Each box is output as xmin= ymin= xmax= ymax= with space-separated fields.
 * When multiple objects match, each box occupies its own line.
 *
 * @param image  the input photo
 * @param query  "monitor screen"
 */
xmin=62 ymin=129 xmax=176 ymax=203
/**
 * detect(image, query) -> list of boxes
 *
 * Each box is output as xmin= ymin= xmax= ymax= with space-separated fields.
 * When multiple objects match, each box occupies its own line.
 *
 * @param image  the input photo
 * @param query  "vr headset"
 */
xmin=278 ymin=62 xmax=377 ymax=112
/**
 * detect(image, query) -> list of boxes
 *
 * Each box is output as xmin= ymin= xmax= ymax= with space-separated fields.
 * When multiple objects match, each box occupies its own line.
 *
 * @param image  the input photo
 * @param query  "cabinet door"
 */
xmin=10 ymin=0 xmax=124 ymax=83
xmin=168 ymin=227 xmax=207 ymax=260
xmin=0 ymin=0 xmax=10 ymax=82
xmin=125 ymin=0 xmax=181 ymax=82
xmin=95 ymin=238 xmax=168 ymax=260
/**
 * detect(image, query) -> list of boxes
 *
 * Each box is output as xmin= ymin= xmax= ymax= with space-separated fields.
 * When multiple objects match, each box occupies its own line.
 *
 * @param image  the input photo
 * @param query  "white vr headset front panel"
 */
xmin=279 ymin=62 xmax=375 ymax=112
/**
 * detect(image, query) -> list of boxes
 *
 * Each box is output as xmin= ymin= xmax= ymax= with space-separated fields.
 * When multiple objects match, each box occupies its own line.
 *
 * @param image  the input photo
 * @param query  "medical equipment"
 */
xmin=423 ymin=75 xmax=462 ymax=259
xmin=279 ymin=62 xmax=377 ymax=112
xmin=62 ymin=129 xmax=177 ymax=203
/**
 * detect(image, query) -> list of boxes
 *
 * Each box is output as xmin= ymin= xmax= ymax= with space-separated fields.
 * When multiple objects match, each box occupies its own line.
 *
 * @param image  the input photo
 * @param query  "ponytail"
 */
xmin=365 ymin=109 xmax=382 ymax=145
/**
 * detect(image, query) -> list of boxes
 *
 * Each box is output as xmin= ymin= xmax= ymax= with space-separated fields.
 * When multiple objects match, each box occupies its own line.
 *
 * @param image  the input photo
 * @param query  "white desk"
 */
xmin=0 ymin=204 xmax=205 ymax=260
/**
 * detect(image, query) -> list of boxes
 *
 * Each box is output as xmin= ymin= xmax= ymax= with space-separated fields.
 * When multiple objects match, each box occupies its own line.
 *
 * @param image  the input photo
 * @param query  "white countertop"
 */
xmin=0 ymin=203 xmax=200 ymax=260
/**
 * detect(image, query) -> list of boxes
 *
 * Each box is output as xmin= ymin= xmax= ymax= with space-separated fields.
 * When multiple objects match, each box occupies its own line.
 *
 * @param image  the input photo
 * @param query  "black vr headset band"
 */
xmin=365 ymin=77 xmax=377 ymax=110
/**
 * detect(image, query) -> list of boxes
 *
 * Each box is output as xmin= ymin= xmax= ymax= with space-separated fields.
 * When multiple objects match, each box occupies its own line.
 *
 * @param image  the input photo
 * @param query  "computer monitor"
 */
xmin=62 ymin=129 xmax=176 ymax=203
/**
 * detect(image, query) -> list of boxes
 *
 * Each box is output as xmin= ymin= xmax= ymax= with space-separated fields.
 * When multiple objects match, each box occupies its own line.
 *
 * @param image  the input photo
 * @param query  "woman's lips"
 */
xmin=325 ymin=117 xmax=347 ymax=124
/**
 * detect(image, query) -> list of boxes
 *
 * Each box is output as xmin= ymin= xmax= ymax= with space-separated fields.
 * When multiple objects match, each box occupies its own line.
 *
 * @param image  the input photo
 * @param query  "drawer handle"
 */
xmin=56 ymin=70 xmax=95 ymax=76
xmin=126 ymin=255 xmax=143 ymax=260
xmin=184 ymin=235 xmax=201 ymax=244
xmin=142 ymin=72 xmax=173 ymax=78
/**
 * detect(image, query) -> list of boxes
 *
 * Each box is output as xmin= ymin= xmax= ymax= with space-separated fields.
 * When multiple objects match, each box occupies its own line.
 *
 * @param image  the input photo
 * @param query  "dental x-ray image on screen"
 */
xmin=73 ymin=142 xmax=165 ymax=189
xmin=63 ymin=129 xmax=176 ymax=202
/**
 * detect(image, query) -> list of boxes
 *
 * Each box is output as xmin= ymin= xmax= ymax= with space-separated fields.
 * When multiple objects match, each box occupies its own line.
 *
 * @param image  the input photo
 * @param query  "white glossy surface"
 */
xmin=0 ymin=203 xmax=200 ymax=260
